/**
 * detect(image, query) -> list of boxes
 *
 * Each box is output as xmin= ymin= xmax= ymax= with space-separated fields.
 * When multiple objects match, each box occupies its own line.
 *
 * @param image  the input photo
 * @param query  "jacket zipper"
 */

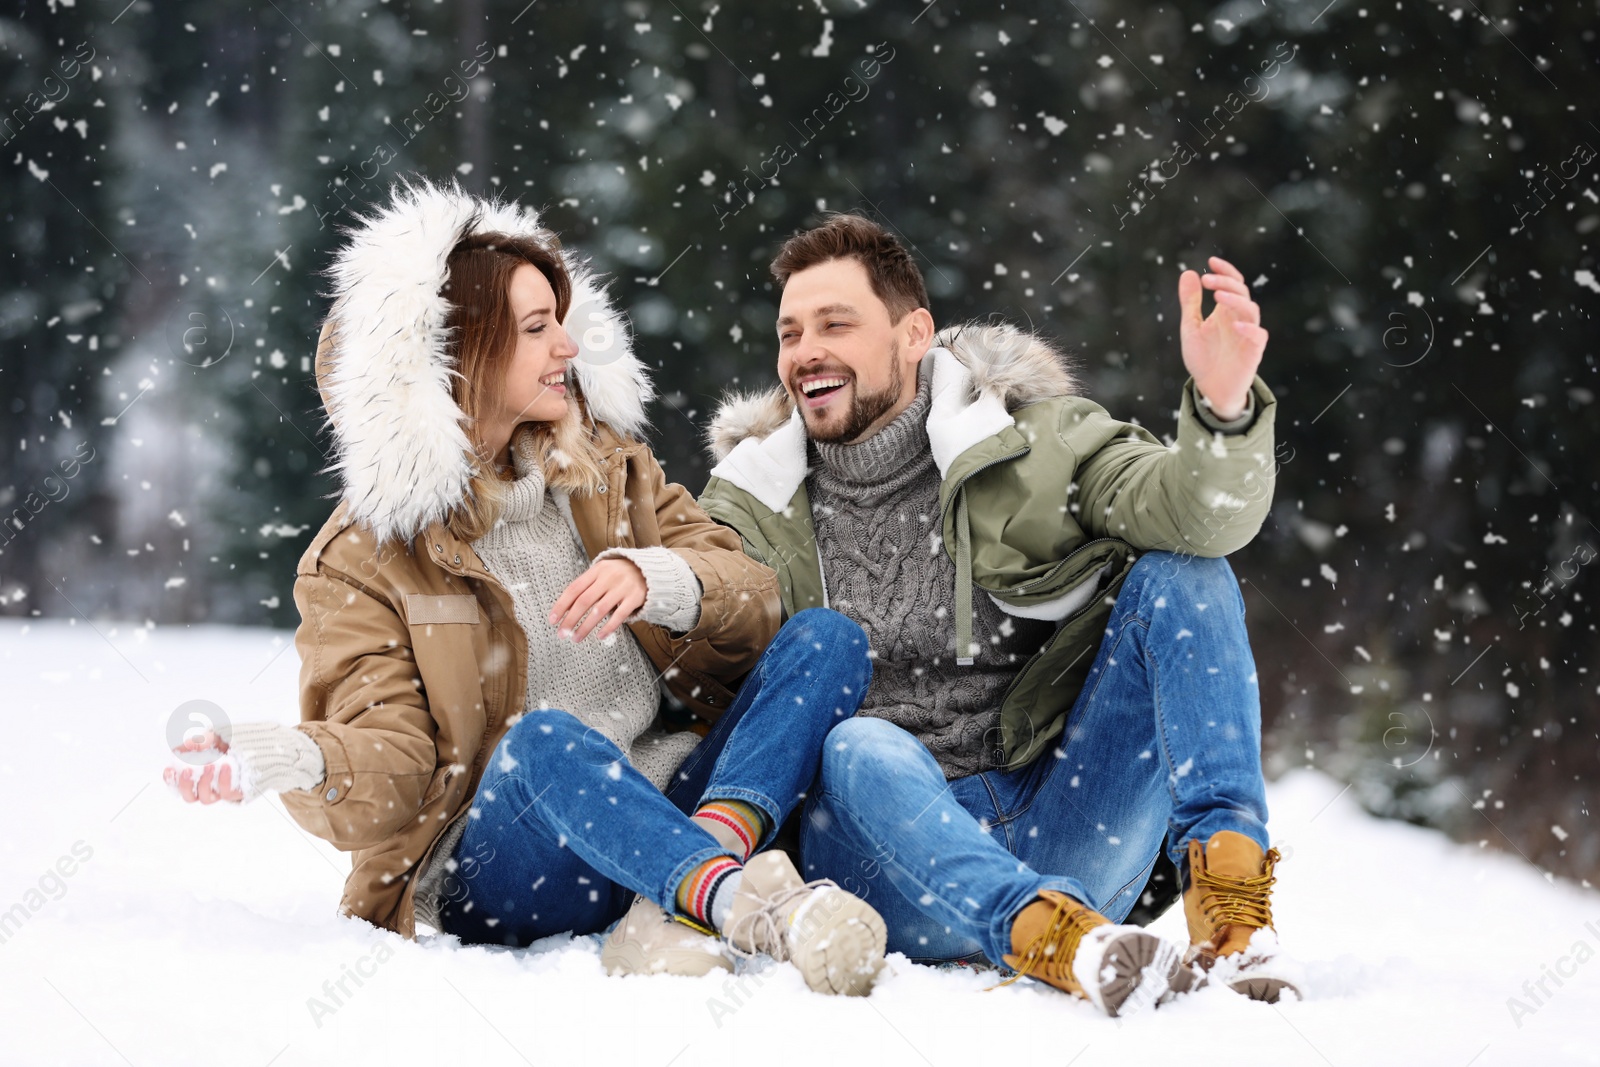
xmin=936 ymin=442 xmax=1031 ymax=538
xmin=940 ymin=442 xmax=1029 ymax=664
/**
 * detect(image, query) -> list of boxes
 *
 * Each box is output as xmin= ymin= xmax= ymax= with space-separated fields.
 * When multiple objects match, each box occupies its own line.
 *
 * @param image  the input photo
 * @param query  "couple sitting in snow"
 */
xmin=166 ymin=178 xmax=1297 ymax=1014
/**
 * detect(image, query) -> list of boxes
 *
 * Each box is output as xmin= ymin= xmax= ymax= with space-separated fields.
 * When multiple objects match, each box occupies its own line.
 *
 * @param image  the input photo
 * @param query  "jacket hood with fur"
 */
xmin=704 ymin=321 xmax=1079 ymax=464
xmin=702 ymin=322 xmax=1079 ymax=514
xmin=314 ymin=177 xmax=650 ymax=546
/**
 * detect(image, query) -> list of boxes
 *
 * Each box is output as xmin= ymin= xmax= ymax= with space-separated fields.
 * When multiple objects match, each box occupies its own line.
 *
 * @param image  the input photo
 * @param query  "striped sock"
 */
xmin=692 ymin=799 xmax=769 ymax=862
xmin=675 ymin=855 xmax=743 ymax=932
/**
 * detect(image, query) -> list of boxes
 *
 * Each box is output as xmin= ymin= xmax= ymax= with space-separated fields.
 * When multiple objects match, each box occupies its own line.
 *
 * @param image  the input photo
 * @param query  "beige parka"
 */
xmin=279 ymin=182 xmax=779 ymax=937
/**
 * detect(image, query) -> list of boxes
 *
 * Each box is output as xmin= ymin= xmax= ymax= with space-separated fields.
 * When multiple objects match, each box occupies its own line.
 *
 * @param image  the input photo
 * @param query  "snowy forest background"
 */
xmin=3 ymin=0 xmax=1596 ymax=892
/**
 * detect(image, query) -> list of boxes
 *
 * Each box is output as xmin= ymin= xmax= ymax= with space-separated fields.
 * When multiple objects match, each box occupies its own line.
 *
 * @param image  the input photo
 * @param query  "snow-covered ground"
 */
xmin=2 ymin=617 xmax=1596 ymax=1067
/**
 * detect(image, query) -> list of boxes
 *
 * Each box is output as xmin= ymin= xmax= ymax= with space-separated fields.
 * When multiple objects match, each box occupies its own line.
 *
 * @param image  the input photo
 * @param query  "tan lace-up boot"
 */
xmin=724 ymin=851 xmax=887 ymax=996
xmin=1183 ymin=831 xmax=1300 ymax=1002
xmin=999 ymin=890 xmax=1197 ymax=1017
xmin=601 ymin=895 xmax=734 ymax=978
xmin=602 ymin=820 xmax=748 ymax=979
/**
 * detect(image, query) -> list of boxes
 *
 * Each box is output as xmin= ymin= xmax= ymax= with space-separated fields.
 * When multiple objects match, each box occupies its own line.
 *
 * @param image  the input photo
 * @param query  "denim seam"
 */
xmin=1145 ymin=623 xmax=1192 ymax=837
xmin=1139 ymin=565 xmax=1268 ymax=864
xmin=1100 ymin=852 xmax=1161 ymax=925
xmin=1008 ymin=622 xmax=1148 ymax=840
xmin=1128 ymin=561 xmax=1198 ymax=863
xmin=1004 ymin=743 xmax=1060 ymax=827
xmin=973 ymin=773 xmax=1010 ymax=848
xmin=490 ymin=757 xmax=722 ymax=914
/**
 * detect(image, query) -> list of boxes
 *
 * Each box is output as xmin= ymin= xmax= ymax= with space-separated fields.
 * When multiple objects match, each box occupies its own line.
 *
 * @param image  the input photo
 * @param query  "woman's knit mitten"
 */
xmin=219 ymin=722 xmax=327 ymax=802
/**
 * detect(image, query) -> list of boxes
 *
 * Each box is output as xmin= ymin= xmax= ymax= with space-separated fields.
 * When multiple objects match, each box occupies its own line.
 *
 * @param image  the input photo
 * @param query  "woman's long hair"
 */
xmin=442 ymin=230 xmax=606 ymax=542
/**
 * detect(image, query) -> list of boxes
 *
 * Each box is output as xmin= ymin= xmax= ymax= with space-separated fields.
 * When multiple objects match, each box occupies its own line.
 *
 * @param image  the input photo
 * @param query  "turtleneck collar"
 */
xmin=493 ymin=430 xmax=549 ymax=523
xmin=811 ymin=357 xmax=935 ymax=487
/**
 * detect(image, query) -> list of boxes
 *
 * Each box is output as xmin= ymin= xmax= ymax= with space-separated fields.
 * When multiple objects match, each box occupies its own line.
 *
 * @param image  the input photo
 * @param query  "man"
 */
xmin=698 ymin=214 xmax=1296 ymax=1015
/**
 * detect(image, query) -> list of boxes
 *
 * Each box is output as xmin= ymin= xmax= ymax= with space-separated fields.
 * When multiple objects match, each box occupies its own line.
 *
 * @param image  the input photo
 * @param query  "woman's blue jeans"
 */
xmin=438 ymin=608 xmax=871 ymax=947
xmin=800 ymin=551 xmax=1271 ymax=965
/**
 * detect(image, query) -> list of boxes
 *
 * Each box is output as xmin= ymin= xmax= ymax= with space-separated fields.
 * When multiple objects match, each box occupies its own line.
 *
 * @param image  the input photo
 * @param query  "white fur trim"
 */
xmin=925 ymin=347 xmax=1015 ymax=479
xmin=564 ymin=259 xmax=651 ymax=438
xmin=705 ymin=333 xmax=1073 ymax=504
xmin=706 ymin=406 xmax=809 ymax=513
xmin=317 ymin=177 xmax=648 ymax=544
xmin=705 ymin=321 xmax=1078 ymax=465
xmin=708 ymin=348 xmax=1018 ymax=506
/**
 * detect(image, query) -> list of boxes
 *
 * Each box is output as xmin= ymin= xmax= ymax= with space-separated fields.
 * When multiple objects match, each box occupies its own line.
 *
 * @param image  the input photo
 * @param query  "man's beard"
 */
xmin=805 ymin=345 xmax=905 ymax=444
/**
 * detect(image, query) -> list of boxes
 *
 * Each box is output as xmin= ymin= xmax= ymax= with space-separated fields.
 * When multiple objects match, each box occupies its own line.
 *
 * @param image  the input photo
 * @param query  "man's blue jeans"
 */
xmin=438 ymin=608 xmax=871 ymax=947
xmin=800 ymin=551 xmax=1270 ymax=965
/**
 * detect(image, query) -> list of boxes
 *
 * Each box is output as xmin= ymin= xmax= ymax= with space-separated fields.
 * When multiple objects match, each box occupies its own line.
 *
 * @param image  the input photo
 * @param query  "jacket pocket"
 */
xmin=404 ymin=593 xmax=480 ymax=625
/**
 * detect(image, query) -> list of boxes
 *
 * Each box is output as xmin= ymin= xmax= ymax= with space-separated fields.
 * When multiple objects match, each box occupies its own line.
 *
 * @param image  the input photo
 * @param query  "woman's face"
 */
xmin=499 ymin=262 xmax=578 ymax=426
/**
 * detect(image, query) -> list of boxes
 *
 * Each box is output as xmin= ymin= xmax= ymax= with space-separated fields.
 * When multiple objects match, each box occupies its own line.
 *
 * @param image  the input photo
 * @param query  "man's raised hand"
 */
xmin=1178 ymin=255 xmax=1267 ymax=421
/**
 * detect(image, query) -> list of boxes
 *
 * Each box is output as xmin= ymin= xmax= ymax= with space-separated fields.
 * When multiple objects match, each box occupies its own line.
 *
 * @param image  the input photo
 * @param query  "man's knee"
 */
xmin=1128 ymin=551 xmax=1241 ymax=606
xmin=821 ymin=716 xmax=928 ymax=786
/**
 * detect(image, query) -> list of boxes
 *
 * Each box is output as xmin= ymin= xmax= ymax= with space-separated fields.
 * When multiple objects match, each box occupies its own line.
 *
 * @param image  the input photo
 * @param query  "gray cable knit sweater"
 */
xmin=808 ymin=361 xmax=1058 ymax=779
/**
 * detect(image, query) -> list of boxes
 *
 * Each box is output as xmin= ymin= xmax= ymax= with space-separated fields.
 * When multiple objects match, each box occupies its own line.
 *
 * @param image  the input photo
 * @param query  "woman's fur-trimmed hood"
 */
xmin=704 ymin=321 xmax=1078 ymax=463
xmin=314 ymin=177 xmax=650 ymax=545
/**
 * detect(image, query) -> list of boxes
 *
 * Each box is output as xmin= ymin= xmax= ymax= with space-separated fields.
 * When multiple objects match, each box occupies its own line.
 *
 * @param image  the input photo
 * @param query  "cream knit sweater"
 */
xmin=407 ymin=436 xmax=707 ymax=930
xmin=467 ymin=432 xmax=706 ymax=789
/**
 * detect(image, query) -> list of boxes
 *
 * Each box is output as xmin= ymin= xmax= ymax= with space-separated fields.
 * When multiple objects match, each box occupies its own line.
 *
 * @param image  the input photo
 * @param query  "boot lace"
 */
xmin=994 ymin=897 xmax=1102 ymax=989
xmin=1196 ymin=847 xmax=1280 ymax=930
xmin=723 ymin=878 xmax=841 ymax=963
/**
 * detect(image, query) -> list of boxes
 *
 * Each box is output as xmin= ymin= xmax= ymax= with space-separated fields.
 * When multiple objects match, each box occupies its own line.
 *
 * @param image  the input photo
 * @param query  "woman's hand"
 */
xmin=163 ymin=723 xmax=326 ymax=804
xmin=550 ymin=558 xmax=648 ymax=643
xmin=163 ymin=730 xmax=244 ymax=804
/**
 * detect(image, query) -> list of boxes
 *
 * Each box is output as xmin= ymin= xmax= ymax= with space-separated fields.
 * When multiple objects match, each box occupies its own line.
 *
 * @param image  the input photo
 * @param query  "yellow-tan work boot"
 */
xmin=999 ymin=890 xmax=1197 ymax=1017
xmin=1184 ymin=831 xmax=1301 ymax=1003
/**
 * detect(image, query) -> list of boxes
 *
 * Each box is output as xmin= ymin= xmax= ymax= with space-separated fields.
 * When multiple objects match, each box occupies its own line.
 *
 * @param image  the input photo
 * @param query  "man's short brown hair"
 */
xmin=770 ymin=213 xmax=930 ymax=324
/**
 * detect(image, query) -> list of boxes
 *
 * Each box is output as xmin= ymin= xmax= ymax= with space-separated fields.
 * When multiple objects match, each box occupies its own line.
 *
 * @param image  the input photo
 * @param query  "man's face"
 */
xmin=776 ymin=258 xmax=923 ymax=443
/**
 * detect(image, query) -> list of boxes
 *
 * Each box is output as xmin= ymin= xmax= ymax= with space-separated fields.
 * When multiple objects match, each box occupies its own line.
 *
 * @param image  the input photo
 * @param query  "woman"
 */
xmin=163 ymin=179 xmax=885 ymax=995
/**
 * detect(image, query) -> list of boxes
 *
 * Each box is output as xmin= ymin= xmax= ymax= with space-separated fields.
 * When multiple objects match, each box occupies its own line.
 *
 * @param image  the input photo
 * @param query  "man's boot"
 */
xmin=1183 ymin=830 xmax=1301 ymax=1002
xmin=724 ymin=851 xmax=887 ymax=996
xmin=1000 ymin=890 xmax=1199 ymax=1017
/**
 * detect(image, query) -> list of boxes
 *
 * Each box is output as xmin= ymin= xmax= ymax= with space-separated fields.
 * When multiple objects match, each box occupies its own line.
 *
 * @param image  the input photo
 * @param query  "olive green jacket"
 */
xmin=698 ymin=322 xmax=1278 ymax=770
